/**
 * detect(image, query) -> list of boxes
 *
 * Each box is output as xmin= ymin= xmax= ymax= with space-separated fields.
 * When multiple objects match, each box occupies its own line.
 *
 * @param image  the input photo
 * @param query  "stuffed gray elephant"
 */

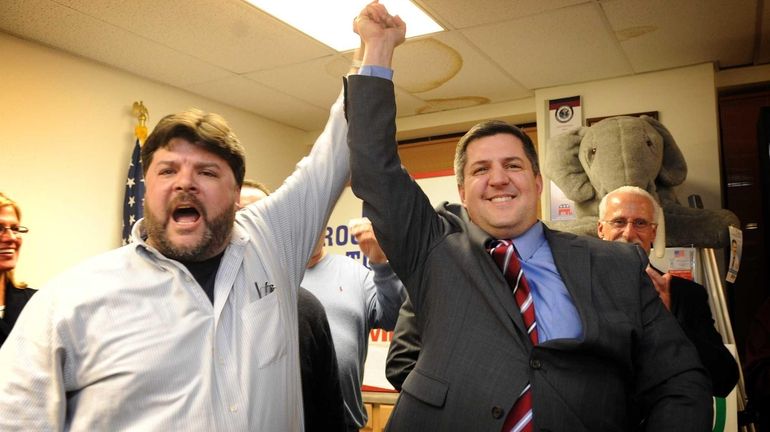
xmin=543 ymin=115 xmax=739 ymax=248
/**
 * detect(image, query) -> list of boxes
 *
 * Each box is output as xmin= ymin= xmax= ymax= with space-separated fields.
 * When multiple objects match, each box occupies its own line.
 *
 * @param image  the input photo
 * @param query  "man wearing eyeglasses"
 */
xmin=598 ymin=185 xmax=738 ymax=398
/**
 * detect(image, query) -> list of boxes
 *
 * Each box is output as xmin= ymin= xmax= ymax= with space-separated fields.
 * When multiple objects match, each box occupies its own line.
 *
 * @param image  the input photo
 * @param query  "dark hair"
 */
xmin=142 ymin=108 xmax=246 ymax=186
xmin=453 ymin=120 xmax=539 ymax=185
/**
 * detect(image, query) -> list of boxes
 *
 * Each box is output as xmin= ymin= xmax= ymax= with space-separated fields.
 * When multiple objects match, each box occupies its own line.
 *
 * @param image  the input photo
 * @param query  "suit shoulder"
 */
xmin=546 ymin=228 xmax=645 ymax=263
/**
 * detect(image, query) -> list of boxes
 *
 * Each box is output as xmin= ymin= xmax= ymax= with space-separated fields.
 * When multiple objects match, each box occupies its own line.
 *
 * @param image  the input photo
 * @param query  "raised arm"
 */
xmin=352 ymin=221 xmax=406 ymax=330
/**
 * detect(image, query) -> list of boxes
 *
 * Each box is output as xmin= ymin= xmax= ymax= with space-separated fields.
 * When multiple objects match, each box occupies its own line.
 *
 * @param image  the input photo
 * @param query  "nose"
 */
xmin=620 ymin=223 xmax=638 ymax=241
xmin=488 ymin=165 xmax=510 ymax=186
xmin=174 ymin=167 xmax=198 ymax=192
xmin=0 ymin=227 xmax=18 ymax=240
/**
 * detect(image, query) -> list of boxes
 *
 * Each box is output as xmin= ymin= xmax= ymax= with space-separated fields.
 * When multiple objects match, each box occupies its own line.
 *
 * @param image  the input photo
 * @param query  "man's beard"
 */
xmin=144 ymin=195 xmax=235 ymax=262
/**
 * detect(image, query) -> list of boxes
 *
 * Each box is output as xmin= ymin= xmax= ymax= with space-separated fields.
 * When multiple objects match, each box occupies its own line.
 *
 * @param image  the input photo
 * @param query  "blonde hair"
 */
xmin=0 ymin=193 xmax=28 ymax=289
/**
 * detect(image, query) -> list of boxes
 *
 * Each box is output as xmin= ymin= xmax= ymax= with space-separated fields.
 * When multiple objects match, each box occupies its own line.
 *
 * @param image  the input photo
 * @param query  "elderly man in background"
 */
xmin=597 ymin=185 xmax=738 ymax=397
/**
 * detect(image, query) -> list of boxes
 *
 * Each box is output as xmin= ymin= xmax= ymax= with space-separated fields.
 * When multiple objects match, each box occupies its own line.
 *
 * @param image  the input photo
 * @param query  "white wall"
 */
xmin=1 ymin=32 xmax=314 ymax=288
xmin=535 ymin=63 xmax=723 ymax=215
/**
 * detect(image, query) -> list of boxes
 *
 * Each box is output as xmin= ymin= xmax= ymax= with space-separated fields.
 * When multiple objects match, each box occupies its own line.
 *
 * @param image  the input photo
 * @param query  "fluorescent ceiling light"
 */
xmin=246 ymin=0 xmax=443 ymax=51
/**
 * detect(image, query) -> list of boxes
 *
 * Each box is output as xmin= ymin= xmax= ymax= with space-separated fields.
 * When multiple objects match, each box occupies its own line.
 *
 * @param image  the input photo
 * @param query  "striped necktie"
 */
xmin=489 ymin=239 xmax=537 ymax=432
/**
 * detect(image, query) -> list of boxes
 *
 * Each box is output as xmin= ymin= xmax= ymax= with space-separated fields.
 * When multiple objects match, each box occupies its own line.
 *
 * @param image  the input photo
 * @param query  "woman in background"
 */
xmin=0 ymin=193 xmax=35 ymax=348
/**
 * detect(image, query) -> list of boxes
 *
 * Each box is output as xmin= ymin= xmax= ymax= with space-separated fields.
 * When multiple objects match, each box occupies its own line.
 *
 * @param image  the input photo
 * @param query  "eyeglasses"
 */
xmin=0 ymin=225 xmax=29 ymax=236
xmin=602 ymin=218 xmax=657 ymax=230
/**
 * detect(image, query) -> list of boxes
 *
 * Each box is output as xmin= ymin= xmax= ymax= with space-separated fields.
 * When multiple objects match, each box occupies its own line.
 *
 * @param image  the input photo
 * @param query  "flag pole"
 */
xmin=122 ymin=102 xmax=149 ymax=245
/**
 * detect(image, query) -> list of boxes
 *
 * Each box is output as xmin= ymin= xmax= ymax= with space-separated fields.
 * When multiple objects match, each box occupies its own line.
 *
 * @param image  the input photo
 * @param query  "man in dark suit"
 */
xmin=348 ymin=3 xmax=712 ymax=431
xmin=597 ymin=185 xmax=738 ymax=398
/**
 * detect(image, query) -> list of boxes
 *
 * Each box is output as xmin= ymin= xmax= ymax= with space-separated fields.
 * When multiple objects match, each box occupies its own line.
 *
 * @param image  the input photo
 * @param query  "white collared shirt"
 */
xmin=0 ymin=91 xmax=350 ymax=431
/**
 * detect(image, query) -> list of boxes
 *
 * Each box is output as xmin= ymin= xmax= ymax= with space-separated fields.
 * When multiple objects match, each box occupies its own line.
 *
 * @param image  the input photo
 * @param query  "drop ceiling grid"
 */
xmin=404 ymin=31 xmax=533 ymax=103
xmin=416 ymin=0 xmax=590 ymax=29
xmin=461 ymin=2 xmax=632 ymax=89
xmin=0 ymin=0 xmax=233 ymax=87
xmin=603 ymin=0 xmax=757 ymax=71
xmin=55 ymin=0 xmax=335 ymax=74
xmin=185 ymin=75 xmax=330 ymax=130
xmin=245 ymin=55 xmax=352 ymax=110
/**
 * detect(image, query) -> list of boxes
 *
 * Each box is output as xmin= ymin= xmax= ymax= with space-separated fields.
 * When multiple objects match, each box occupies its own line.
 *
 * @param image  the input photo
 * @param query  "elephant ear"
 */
xmin=642 ymin=115 xmax=687 ymax=186
xmin=544 ymin=126 xmax=595 ymax=203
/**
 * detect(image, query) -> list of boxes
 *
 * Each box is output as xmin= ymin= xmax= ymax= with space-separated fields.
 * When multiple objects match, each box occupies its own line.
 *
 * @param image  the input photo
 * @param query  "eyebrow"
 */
xmin=469 ymin=156 xmax=525 ymax=166
xmin=154 ymin=160 xmax=223 ymax=170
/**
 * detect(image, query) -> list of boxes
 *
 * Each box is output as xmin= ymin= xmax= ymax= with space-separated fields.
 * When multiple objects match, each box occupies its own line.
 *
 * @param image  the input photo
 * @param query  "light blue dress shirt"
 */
xmin=358 ymin=64 xmax=393 ymax=80
xmin=513 ymin=221 xmax=583 ymax=343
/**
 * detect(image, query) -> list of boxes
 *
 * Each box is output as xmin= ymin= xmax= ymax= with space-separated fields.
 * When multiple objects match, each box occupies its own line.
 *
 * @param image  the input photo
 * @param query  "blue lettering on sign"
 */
xmin=335 ymin=225 xmax=348 ymax=246
xmin=325 ymin=224 xmax=364 ymax=247
xmin=324 ymin=226 xmax=333 ymax=246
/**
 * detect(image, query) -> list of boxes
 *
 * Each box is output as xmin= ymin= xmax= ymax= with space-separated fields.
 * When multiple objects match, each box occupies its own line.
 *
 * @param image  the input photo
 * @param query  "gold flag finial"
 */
xmin=132 ymin=101 xmax=149 ymax=145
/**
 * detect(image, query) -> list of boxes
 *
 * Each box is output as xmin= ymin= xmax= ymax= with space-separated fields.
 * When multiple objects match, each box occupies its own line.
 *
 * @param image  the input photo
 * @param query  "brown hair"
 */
xmin=142 ymin=108 xmax=246 ymax=186
xmin=454 ymin=120 xmax=539 ymax=186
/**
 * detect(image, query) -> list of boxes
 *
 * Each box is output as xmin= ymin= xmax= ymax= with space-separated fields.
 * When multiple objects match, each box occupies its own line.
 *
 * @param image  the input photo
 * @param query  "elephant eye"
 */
xmin=646 ymin=138 xmax=653 ymax=147
xmin=587 ymin=147 xmax=597 ymax=162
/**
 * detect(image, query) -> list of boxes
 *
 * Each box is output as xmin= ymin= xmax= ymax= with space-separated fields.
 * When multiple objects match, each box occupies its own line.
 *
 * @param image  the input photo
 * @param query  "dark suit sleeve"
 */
xmin=386 ymin=296 xmax=421 ymax=391
xmin=670 ymin=278 xmax=738 ymax=397
xmin=630 ymin=249 xmax=713 ymax=431
xmin=346 ymin=75 xmax=447 ymax=311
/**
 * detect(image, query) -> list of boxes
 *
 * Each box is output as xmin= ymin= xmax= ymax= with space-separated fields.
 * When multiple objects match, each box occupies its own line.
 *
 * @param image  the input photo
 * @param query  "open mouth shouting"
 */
xmin=173 ymin=205 xmax=201 ymax=225
xmin=168 ymin=195 xmax=206 ymax=233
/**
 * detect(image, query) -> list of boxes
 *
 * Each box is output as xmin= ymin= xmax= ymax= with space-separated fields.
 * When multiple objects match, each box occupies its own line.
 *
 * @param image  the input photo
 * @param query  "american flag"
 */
xmin=122 ymin=139 xmax=145 ymax=245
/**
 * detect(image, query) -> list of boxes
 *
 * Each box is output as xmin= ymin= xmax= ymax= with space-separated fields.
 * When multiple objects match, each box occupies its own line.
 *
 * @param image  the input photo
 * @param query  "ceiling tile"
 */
xmin=462 ymin=2 xmax=633 ymax=89
xmin=0 ymin=0 xmax=232 ymax=86
xmin=399 ymin=31 xmax=532 ymax=108
xmin=394 ymin=88 xmax=429 ymax=117
xmin=417 ymin=0 xmax=589 ymax=29
xmin=245 ymin=54 xmax=351 ymax=110
xmin=603 ymin=0 xmax=757 ymax=71
xmin=54 ymin=0 xmax=335 ymax=74
xmin=185 ymin=76 xmax=330 ymax=130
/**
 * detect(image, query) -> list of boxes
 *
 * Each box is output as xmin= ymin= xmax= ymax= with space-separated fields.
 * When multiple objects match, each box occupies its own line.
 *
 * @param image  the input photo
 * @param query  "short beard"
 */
xmin=144 ymin=197 xmax=235 ymax=262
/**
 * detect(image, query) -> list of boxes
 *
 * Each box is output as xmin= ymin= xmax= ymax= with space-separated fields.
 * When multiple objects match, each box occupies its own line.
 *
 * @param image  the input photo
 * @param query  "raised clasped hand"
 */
xmin=353 ymin=0 xmax=406 ymax=48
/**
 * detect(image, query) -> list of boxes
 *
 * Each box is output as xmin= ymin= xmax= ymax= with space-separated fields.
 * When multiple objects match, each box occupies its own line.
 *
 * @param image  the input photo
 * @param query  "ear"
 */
xmin=544 ymin=127 xmax=595 ymax=202
xmin=458 ymin=184 xmax=467 ymax=208
xmin=642 ymin=115 xmax=687 ymax=187
xmin=596 ymin=220 xmax=605 ymax=239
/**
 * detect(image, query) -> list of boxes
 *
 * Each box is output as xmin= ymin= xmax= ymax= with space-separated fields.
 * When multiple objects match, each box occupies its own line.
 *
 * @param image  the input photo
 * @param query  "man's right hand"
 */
xmin=353 ymin=1 xmax=406 ymax=68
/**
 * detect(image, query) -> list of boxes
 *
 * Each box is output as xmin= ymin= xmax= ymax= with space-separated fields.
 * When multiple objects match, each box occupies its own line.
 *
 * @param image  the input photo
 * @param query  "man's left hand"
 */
xmin=646 ymin=266 xmax=672 ymax=311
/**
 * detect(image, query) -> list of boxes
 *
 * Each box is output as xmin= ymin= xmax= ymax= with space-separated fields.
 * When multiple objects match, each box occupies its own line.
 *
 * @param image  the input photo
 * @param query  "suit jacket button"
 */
xmin=530 ymin=359 xmax=542 ymax=369
xmin=491 ymin=406 xmax=504 ymax=419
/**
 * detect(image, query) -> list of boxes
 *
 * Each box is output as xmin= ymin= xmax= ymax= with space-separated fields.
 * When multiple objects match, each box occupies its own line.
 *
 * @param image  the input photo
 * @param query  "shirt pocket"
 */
xmin=240 ymin=291 xmax=287 ymax=368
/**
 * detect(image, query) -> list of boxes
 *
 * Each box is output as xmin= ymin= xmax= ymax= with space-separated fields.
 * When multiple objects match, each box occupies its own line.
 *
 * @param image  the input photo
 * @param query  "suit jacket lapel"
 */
xmin=460 ymin=207 xmax=529 ymax=348
xmin=545 ymin=228 xmax=597 ymax=345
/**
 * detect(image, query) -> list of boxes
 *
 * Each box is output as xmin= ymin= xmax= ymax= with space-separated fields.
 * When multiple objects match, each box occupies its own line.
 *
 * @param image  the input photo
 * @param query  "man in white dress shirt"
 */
xmin=0 ymin=62 xmax=359 ymax=432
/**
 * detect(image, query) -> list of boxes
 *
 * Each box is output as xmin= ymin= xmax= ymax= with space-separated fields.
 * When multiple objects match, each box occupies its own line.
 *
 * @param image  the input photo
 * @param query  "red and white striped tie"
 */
xmin=489 ymin=239 xmax=537 ymax=432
